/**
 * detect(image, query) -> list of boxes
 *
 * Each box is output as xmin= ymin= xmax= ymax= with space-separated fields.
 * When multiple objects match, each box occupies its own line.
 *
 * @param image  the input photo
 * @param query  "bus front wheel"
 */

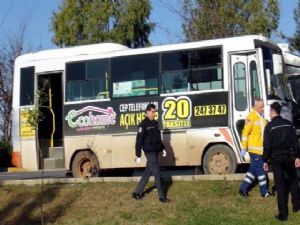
xmin=203 ymin=145 xmax=237 ymax=175
xmin=72 ymin=151 xmax=100 ymax=178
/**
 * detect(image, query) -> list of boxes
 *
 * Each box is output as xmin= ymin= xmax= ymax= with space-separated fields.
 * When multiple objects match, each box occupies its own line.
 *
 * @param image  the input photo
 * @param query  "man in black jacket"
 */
xmin=132 ymin=103 xmax=169 ymax=203
xmin=263 ymin=102 xmax=300 ymax=221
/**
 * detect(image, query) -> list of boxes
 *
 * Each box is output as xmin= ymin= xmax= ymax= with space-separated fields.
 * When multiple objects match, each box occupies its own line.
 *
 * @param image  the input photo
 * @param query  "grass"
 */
xmin=0 ymin=180 xmax=299 ymax=225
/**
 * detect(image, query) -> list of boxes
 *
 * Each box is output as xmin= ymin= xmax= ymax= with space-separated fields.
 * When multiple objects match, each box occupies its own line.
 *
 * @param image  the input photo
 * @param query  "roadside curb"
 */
xmin=0 ymin=173 xmax=274 ymax=186
xmin=0 ymin=167 xmax=27 ymax=172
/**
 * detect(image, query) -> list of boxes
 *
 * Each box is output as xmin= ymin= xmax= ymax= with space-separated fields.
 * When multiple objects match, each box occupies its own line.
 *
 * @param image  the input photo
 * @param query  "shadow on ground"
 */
xmin=0 ymin=184 xmax=81 ymax=225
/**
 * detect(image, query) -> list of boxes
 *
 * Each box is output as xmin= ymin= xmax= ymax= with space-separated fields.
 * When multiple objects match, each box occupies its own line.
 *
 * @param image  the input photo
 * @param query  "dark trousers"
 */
xmin=272 ymin=154 xmax=300 ymax=218
xmin=240 ymin=153 xmax=269 ymax=195
xmin=135 ymin=152 xmax=164 ymax=198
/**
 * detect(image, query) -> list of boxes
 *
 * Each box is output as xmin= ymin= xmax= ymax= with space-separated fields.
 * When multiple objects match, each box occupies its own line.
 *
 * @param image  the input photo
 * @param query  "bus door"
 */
xmin=37 ymin=72 xmax=64 ymax=169
xmin=230 ymin=51 xmax=262 ymax=155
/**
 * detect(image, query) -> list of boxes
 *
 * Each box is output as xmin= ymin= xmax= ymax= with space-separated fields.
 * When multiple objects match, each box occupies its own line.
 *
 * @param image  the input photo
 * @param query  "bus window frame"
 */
xmin=20 ymin=66 xmax=35 ymax=106
xmin=160 ymin=46 xmax=224 ymax=96
xmin=111 ymin=53 xmax=160 ymax=100
xmin=65 ymin=58 xmax=111 ymax=103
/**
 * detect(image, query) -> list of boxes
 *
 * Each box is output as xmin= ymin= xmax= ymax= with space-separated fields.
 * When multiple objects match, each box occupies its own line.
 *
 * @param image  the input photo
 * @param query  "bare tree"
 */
xmin=0 ymin=22 xmax=29 ymax=143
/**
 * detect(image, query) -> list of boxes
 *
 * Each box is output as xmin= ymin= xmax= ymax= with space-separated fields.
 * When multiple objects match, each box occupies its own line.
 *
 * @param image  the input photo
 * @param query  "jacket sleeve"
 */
xmin=241 ymin=115 xmax=254 ymax=149
xmin=291 ymin=125 xmax=300 ymax=158
xmin=263 ymin=124 xmax=272 ymax=163
xmin=135 ymin=123 xmax=145 ymax=158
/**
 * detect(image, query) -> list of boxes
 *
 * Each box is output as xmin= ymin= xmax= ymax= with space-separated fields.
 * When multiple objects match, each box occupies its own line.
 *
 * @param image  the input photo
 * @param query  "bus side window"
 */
xmin=161 ymin=47 xmax=223 ymax=94
xmin=161 ymin=70 xmax=188 ymax=93
xmin=161 ymin=51 xmax=189 ymax=94
xmin=190 ymin=66 xmax=222 ymax=91
xmin=189 ymin=48 xmax=223 ymax=91
xmin=20 ymin=67 xmax=35 ymax=106
xmin=66 ymin=59 xmax=109 ymax=101
xmin=111 ymin=54 xmax=159 ymax=98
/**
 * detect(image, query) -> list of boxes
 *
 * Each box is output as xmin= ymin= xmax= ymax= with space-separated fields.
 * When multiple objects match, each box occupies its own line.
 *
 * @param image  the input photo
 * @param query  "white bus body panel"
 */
xmin=12 ymin=36 xmax=279 ymax=171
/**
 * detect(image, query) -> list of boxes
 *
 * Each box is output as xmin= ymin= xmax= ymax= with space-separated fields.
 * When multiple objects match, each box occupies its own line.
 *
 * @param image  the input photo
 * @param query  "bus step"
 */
xmin=49 ymin=147 xmax=64 ymax=159
xmin=43 ymin=158 xmax=64 ymax=169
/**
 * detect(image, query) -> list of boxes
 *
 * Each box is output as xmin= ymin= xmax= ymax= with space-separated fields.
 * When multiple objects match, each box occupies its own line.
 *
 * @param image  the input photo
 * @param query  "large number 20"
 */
xmin=163 ymin=97 xmax=191 ymax=120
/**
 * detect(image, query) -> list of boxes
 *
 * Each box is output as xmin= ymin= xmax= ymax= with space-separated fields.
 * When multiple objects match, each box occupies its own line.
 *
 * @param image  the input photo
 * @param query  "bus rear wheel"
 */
xmin=203 ymin=144 xmax=237 ymax=175
xmin=72 ymin=151 xmax=100 ymax=178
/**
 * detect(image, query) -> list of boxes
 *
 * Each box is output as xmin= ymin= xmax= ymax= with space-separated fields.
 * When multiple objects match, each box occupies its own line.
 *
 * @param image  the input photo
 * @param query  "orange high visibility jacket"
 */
xmin=241 ymin=109 xmax=267 ymax=155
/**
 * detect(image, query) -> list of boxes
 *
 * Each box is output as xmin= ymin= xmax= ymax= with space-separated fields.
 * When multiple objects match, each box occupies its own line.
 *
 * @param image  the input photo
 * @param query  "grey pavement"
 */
xmin=0 ymin=170 xmax=66 ymax=181
xmin=0 ymin=171 xmax=274 ymax=186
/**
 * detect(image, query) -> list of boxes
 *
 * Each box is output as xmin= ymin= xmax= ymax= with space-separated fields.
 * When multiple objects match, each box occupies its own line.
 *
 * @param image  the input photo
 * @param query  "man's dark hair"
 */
xmin=270 ymin=102 xmax=282 ymax=115
xmin=146 ymin=103 xmax=156 ymax=111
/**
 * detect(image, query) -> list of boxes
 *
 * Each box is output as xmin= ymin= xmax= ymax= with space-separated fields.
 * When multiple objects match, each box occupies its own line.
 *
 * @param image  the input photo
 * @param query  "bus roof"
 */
xmin=15 ymin=43 xmax=129 ymax=63
xmin=15 ymin=35 xmax=277 ymax=64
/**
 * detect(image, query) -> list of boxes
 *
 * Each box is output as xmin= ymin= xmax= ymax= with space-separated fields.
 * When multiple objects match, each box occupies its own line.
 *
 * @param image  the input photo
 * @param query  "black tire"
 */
xmin=72 ymin=151 xmax=100 ymax=178
xmin=202 ymin=144 xmax=237 ymax=175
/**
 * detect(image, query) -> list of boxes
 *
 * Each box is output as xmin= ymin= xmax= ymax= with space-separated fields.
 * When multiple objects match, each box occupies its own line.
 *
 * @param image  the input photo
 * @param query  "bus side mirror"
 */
xmin=273 ymin=54 xmax=283 ymax=75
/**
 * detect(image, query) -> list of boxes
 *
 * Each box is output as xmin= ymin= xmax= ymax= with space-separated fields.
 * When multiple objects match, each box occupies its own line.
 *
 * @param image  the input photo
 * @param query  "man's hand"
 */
xmin=162 ymin=150 xmax=167 ymax=157
xmin=295 ymin=158 xmax=300 ymax=168
xmin=263 ymin=163 xmax=269 ymax=172
xmin=240 ymin=149 xmax=247 ymax=158
xmin=135 ymin=157 xmax=141 ymax=164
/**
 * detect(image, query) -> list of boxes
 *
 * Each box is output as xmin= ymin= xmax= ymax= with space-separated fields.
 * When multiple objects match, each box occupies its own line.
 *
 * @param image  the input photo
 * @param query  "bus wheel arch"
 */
xmin=202 ymin=143 xmax=237 ymax=175
xmin=71 ymin=149 xmax=100 ymax=178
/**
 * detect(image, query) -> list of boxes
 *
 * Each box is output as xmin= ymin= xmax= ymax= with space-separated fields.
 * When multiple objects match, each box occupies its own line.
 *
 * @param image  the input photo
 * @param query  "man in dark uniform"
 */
xmin=263 ymin=102 xmax=300 ymax=221
xmin=132 ymin=103 xmax=170 ymax=203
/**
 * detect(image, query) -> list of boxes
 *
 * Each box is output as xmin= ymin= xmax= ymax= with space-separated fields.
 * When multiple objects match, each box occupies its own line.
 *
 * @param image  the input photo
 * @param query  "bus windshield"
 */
xmin=286 ymin=64 xmax=300 ymax=103
xmin=288 ymin=75 xmax=300 ymax=104
xmin=262 ymin=47 xmax=289 ymax=100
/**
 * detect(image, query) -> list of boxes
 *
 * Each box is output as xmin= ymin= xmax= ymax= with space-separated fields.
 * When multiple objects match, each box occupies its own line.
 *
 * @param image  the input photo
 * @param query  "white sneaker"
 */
xmin=262 ymin=192 xmax=272 ymax=198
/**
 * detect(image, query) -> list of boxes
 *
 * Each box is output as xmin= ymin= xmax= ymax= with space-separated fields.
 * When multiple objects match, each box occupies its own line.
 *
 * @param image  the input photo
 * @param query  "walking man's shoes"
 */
xmin=275 ymin=214 xmax=288 ymax=221
xmin=159 ymin=197 xmax=170 ymax=203
xmin=262 ymin=192 xmax=272 ymax=198
xmin=239 ymin=190 xmax=249 ymax=197
xmin=132 ymin=192 xmax=143 ymax=200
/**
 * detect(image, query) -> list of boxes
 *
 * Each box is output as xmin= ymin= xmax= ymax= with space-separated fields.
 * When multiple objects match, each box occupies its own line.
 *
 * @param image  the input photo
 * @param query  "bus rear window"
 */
xmin=20 ymin=67 xmax=34 ymax=106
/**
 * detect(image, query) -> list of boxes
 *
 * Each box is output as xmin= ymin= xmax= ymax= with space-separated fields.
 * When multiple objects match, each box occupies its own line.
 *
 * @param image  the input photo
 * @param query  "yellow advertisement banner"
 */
xmin=194 ymin=104 xmax=227 ymax=117
xmin=20 ymin=109 xmax=35 ymax=138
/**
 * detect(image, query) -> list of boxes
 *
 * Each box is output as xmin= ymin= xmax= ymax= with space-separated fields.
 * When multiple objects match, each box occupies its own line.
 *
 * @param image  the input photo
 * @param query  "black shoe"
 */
xmin=132 ymin=192 xmax=143 ymax=200
xmin=159 ymin=197 xmax=170 ymax=203
xmin=239 ymin=190 xmax=249 ymax=197
xmin=293 ymin=206 xmax=300 ymax=213
xmin=275 ymin=214 xmax=287 ymax=221
xmin=271 ymin=186 xmax=276 ymax=196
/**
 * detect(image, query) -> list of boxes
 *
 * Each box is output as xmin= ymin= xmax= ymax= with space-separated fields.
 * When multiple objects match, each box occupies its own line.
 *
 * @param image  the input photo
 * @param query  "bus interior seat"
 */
xmin=191 ymin=83 xmax=199 ymax=91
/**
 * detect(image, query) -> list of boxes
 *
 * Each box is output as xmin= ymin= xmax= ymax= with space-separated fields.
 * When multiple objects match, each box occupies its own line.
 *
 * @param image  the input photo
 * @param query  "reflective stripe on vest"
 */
xmin=248 ymin=146 xmax=263 ymax=151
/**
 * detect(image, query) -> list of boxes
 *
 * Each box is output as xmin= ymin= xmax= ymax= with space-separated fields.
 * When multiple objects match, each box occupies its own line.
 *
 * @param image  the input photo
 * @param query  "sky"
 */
xmin=0 ymin=0 xmax=298 ymax=51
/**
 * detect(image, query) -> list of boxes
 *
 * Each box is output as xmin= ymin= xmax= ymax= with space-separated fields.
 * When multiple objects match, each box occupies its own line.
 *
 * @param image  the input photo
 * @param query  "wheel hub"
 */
xmin=209 ymin=152 xmax=230 ymax=174
xmin=79 ymin=159 xmax=93 ymax=177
